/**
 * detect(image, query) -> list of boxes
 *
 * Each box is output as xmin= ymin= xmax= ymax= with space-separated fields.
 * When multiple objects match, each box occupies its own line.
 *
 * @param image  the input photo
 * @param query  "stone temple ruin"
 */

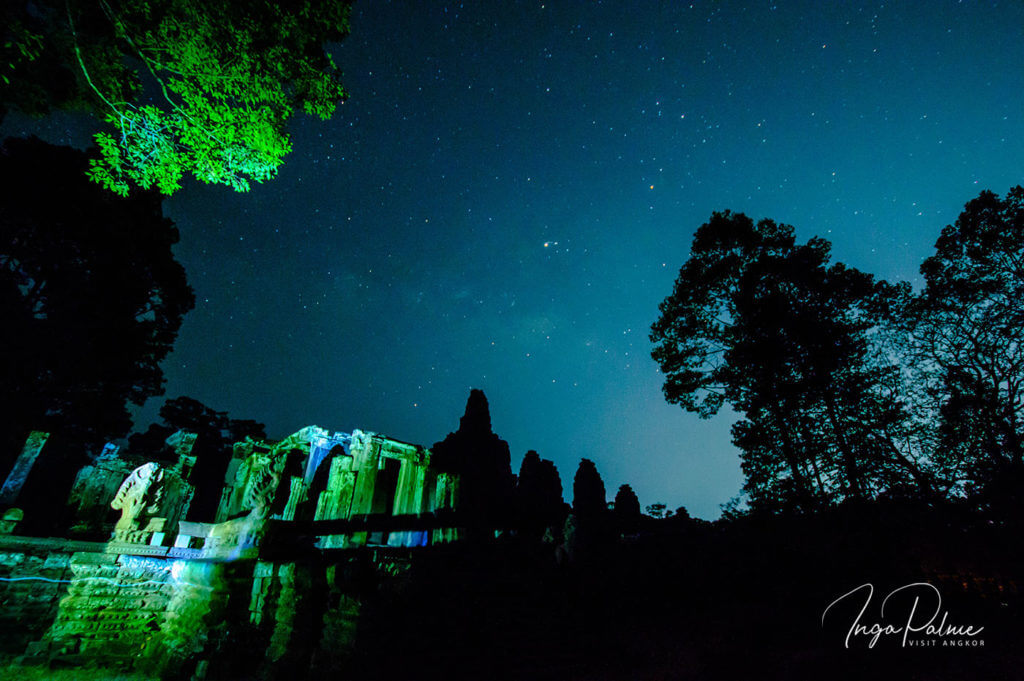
xmin=0 ymin=423 xmax=463 ymax=677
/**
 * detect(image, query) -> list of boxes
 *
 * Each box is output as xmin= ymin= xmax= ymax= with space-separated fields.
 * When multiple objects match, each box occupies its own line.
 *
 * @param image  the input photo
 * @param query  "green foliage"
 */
xmin=1 ymin=666 xmax=153 ymax=681
xmin=1 ymin=21 xmax=44 ymax=86
xmin=2 ymin=0 xmax=352 ymax=195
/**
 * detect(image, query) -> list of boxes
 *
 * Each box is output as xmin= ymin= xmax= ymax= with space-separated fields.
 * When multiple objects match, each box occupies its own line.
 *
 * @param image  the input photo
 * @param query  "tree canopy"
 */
xmin=1 ymin=0 xmax=352 ymax=196
xmin=650 ymin=213 xmax=918 ymax=510
xmin=651 ymin=192 xmax=1024 ymax=516
xmin=0 ymin=136 xmax=194 ymax=474
xmin=911 ymin=187 xmax=1024 ymax=511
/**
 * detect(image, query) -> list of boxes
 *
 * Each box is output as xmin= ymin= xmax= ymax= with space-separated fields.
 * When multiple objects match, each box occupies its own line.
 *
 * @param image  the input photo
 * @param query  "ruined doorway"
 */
xmin=368 ymin=457 xmax=400 ymax=544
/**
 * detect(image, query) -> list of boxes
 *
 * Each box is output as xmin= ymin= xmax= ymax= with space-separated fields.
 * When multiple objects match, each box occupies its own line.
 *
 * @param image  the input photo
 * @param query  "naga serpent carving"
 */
xmin=111 ymin=462 xmax=165 ymax=531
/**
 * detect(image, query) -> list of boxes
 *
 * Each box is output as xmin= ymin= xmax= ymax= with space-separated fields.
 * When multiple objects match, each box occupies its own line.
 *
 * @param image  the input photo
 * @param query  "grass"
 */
xmin=1 ymin=665 xmax=155 ymax=681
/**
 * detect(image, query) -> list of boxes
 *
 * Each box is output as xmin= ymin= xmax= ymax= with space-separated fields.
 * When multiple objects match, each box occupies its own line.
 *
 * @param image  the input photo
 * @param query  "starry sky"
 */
xmin=13 ymin=1 xmax=1024 ymax=518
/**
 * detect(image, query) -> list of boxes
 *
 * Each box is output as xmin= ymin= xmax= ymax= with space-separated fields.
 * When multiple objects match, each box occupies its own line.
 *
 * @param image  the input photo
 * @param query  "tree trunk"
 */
xmin=825 ymin=396 xmax=862 ymax=501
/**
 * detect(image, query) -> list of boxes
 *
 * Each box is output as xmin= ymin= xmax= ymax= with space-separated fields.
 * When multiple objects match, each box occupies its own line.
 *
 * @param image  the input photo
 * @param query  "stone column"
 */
xmin=313 ymin=563 xmax=361 ymax=675
xmin=264 ymin=561 xmax=328 ymax=679
xmin=0 ymin=431 xmax=49 ymax=505
xmin=281 ymin=477 xmax=306 ymax=521
xmin=389 ymin=461 xmax=427 ymax=547
xmin=349 ymin=438 xmax=380 ymax=517
xmin=166 ymin=430 xmax=198 ymax=481
xmin=431 ymin=473 xmax=460 ymax=544
xmin=314 ymin=456 xmax=355 ymax=522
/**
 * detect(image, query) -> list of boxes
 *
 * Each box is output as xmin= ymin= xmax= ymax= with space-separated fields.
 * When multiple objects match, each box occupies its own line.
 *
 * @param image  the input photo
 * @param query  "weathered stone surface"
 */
xmin=0 ymin=547 xmax=72 ymax=657
xmin=110 ymin=463 xmax=165 ymax=539
xmin=166 ymin=430 xmax=198 ymax=480
xmin=0 ymin=431 xmax=48 ymax=505
xmin=4 ymin=420 xmax=464 ymax=678
xmin=70 ymin=434 xmax=198 ymax=541
xmin=67 ymin=444 xmax=132 ymax=537
xmin=0 ymin=508 xmax=24 ymax=535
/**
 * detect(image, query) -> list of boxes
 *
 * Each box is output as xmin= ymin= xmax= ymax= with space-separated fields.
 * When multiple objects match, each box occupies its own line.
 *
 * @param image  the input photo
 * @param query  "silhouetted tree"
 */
xmin=0 ymin=137 xmax=194 ymax=483
xmin=431 ymin=390 xmax=515 ymax=538
xmin=515 ymin=450 xmax=565 ymax=539
xmin=645 ymin=503 xmax=671 ymax=519
xmin=1 ymin=0 xmax=353 ymax=195
xmin=911 ymin=186 xmax=1024 ymax=513
xmin=130 ymin=396 xmax=265 ymax=520
xmin=730 ymin=243 xmax=928 ymax=505
xmin=613 ymin=484 xmax=641 ymax=534
xmin=650 ymin=212 xmax=796 ymax=418
xmin=651 ymin=211 xmax=930 ymax=512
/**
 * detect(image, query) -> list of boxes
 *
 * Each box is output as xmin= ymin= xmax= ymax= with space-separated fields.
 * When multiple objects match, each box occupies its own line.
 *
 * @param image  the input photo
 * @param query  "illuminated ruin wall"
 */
xmin=0 ymin=425 xmax=462 ymax=677
xmin=215 ymin=427 xmax=459 ymax=547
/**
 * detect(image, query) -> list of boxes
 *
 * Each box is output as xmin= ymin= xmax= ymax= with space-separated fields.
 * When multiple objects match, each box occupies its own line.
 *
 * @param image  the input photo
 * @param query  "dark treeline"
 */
xmin=308 ymin=394 xmax=1024 ymax=680
xmin=0 ymin=137 xmax=194 ymax=529
xmin=325 ymin=390 xmax=1024 ymax=681
xmin=650 ymin=189 xmax=1024 ymax=518
xmin=0 ymin=136 xmax=264 ymax=532
xmin=336 ymin=505 xmax=1023 ymax=681
xmin=0 ymin=137 xmax=194 ymax=462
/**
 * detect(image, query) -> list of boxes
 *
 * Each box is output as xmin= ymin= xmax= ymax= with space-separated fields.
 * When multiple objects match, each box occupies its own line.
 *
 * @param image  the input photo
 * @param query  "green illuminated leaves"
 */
xmin=4 ymin=0 xmax=351 ymax=196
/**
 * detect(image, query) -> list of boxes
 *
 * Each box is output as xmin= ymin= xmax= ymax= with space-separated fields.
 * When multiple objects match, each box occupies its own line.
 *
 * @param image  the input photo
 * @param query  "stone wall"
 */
xmin=0 ymin=424 xmax=462 ymax=678
xmin=0 ymin=534 xmax=233 ymax=676
xmin=217 ymin=427 xmax=460 ymax=548
xmin=0 ymin=536 xmax=432 ymax=679
xmin=39 ymin=553 xmax=175 ymax=666
xmin=0 ymin=546 xmax=72 ymax=658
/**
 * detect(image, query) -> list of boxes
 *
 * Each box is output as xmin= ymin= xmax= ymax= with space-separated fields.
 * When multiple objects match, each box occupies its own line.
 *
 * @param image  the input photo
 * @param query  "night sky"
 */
xmin=11 ymin=1 xmax=1024 ymax=518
